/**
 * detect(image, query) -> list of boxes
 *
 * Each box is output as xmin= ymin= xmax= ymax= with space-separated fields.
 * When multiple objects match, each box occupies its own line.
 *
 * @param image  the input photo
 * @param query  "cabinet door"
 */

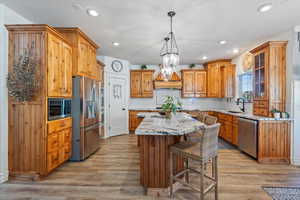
xmin=195 ymin=71 xmax=207 ymax=97
xmin=48 ymin=34 xmax=62 ymax=97
xmin=141 ymin=71 xmax=153 ymax=97
xmin=88 ymin=46 xmax=97 ymax=78
xmin=61 ymin=42 xmax=72 ymax=97
xmin=182 ymin=71 xmax=195 ymax=97
xmin=207 ymin=64 xmax=221 ymax=98
xmin=78 ymin=38 xmax=89 ymax=75
xmin=130 ymin=71 xmax=142 ymax=97
xmin=224 ymin=122 xmax=233 ymax=143
xmin=232 ymin=124 xmax=238 ymax=146
xmin=253 ymin=49 xmax=268 ymax=100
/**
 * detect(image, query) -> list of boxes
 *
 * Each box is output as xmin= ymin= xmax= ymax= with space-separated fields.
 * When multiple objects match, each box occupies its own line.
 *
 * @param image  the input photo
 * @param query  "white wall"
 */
xmin=129 ymin=64 xmax=226 ymax=110
xmin=0 ymin=4 xmax=32 ymax=183
xmin=97 ymin=56 xmax=130 ymax=138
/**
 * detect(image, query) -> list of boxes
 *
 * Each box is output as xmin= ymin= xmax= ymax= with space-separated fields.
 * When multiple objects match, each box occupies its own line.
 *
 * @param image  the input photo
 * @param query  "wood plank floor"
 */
xmin=1 ymin=134 xmax=300 ymax=200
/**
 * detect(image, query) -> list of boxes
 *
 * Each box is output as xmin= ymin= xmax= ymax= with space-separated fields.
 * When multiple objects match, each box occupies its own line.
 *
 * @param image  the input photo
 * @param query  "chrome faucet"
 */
xmin=236 ymin=98 xmax=245 ymax=113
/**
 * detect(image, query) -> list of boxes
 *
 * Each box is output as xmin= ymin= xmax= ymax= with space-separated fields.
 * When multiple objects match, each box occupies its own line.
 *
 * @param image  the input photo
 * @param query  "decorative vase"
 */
xmin=165 ymin=111 xmax=172 ymax=119
xmin=273 ymin=112 xmax=281 ymax=119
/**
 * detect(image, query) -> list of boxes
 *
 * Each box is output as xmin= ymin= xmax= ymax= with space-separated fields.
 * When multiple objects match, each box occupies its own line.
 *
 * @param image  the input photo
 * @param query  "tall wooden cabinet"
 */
xmin=181 ymin=69 xmax=207 ymax=98
xmin=250 ymin=41 xmax=287 ymax=117
xmin=130 ymin=70 xmax=154 ymax=98
xmin=55 ymin=27 xmax=99 ymax=79
xmin=204 ymin=59 xmax=234 ymax=98
xmin=6 ymin=24 xmax=74 ymax=179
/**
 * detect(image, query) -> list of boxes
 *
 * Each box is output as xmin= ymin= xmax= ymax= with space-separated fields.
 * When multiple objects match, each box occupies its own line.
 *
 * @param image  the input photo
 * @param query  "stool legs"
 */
xmin=200 ymin=161 xmax=204 ymax=200
xmin=170 ymin=151 xmax=173 ymax=198
xmin=185 ymin=158 xmax=189 ymax=183
xmin=214 ymin=156 xmax=218 ymax=200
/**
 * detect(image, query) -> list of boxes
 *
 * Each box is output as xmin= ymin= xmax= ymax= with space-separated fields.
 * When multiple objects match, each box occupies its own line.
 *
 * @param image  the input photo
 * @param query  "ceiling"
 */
xmin=1 ymin=0 xmax=300 ymax=64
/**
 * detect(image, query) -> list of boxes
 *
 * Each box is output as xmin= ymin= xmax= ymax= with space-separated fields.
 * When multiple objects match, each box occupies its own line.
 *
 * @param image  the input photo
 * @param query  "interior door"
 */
xmin=109 ymin=76 xmax=127 ymax=137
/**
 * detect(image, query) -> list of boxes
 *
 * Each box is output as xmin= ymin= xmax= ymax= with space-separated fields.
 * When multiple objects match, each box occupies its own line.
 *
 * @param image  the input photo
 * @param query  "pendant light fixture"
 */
xmin=160 ymin=11 xmax=179 ymax=80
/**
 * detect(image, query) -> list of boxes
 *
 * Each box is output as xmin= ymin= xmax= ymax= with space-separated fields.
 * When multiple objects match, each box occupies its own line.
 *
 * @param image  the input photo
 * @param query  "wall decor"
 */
xmin=111 ymin=60 xmax=123 ymax=72
xmin=242 ymin=52 xmax=254 ymax=72
xmin=7 ymin=45 xmax=39 ymax=102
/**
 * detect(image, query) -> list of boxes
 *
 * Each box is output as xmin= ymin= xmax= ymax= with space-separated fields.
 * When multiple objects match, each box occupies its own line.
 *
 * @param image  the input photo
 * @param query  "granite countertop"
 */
xmin=208 ymin=109 xmax=293 ymax=121
xmin=135 ymin=112 xmax=205 ymax=136
xmin=130 ymin=108 xmax=293 ymax=121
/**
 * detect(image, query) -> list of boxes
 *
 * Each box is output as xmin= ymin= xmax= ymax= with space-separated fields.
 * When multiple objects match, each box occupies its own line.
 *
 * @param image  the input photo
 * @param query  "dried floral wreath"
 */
xmin=7 ymin=44 xmax=39 ymax=102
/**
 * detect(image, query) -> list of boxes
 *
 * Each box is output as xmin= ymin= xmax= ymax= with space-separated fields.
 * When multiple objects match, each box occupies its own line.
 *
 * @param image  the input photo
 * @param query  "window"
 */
xmin=238 ymin=72 xmax=253 ymax=102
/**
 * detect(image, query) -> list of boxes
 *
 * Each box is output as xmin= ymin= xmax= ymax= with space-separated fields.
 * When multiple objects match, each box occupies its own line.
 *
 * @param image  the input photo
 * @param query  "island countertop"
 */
xmin=135 ymin=112 xmax=205 ymax=136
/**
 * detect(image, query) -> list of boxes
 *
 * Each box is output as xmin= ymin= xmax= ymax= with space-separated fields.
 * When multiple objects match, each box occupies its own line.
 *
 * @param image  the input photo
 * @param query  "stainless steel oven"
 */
xmin=48 ymin=98 xmax=72 ymax=121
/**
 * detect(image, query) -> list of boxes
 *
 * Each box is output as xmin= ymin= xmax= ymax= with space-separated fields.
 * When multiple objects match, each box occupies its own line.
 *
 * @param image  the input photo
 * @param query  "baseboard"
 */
xmin=0 ymin=170 xmax=8 ymax=184
xmin=292 ymin=158 xmax=300 ymax=166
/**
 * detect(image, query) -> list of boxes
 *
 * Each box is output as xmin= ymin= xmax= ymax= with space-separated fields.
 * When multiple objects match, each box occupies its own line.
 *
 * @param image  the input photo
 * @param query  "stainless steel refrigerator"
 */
xmin=71 ymin=76 xmax=101 ymax=161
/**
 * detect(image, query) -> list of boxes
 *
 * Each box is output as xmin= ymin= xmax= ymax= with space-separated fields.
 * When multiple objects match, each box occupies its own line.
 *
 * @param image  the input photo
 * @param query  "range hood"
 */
xmin=154 ymin=72 xmax=182 ymax=89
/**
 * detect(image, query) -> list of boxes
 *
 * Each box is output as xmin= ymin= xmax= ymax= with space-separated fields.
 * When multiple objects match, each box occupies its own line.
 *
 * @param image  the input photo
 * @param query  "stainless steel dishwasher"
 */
xmin=238 ymin=118 xmax=258 ymax=158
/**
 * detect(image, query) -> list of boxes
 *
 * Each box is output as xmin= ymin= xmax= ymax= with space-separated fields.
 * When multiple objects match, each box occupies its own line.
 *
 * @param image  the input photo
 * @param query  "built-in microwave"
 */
xmin=48 ymin=98 xmax=72 ymax=121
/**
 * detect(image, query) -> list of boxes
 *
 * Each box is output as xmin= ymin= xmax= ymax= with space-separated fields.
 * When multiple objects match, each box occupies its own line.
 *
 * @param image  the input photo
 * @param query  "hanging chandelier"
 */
xmin=160 ymin=11 xmax=179 ymax=81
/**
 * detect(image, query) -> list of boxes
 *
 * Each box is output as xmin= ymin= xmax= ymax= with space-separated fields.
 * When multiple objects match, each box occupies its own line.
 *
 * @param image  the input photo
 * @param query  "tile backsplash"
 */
xmin=129 ymin=89 xmax=227 ymax=110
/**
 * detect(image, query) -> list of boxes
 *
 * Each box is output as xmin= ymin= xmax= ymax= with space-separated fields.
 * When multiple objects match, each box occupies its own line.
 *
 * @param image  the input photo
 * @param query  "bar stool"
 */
xmin=196 ymin=112 xmax=207 ymax=122
xmin=203 ymin=115 xmax=218 ymax=125
xmin=169 ymin=123 xmax=221 ymax=200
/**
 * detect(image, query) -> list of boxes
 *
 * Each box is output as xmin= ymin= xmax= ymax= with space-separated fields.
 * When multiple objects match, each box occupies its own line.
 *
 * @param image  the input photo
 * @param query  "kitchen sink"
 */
xmin=228 ymin=110 xmax=243 ymax=114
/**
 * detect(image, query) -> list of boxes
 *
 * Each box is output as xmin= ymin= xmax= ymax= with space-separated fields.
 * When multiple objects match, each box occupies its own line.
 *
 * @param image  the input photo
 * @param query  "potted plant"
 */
xmin=271 ymin=108 xmax=281 ymax=119
xmin=189 ymin=63 xmax=196 ymax=69
xmin=161 ymin=96 xmax=182 ymax=119
xmin=141 ymin=64 xmax=147 ymax=70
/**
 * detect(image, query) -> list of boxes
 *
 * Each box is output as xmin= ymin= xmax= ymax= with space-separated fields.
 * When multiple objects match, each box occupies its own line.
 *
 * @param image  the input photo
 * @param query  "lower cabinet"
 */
xmin=129 ymin=111 xmax=144 ymax=132
xmin=47 ymin=118 xmax=72 ymax=173
xmin=216 ymin=113 xmax=238 ymax=145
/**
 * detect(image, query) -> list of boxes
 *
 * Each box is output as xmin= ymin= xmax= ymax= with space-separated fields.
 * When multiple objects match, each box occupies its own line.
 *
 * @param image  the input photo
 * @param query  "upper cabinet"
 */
xmin=204 ymin=59 xmax=234 ymax=98
xmin=130 ymin=70 xmax=154 ymax=98
xmin=55 ymin=27 xmax=99 ymax=80
xmin=48 ymin=33 xmax=73 ymax=97
xmin=221 ymin=64 xmax=236 ymax=98
xmin=250 ymin=41 xmax=287 ymax=117
xmin=96 ymin=60 xmax=105 ymax=84
xmin=181 ymin=69 xmax=207 ymax=98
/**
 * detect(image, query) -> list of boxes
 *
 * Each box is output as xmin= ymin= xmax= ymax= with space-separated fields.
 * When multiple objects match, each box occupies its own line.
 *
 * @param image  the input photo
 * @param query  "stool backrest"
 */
xmin=203 ymin=115 xmax=218 ymax=125
xmin=200 ymin=123 xmax=220 ymax=161
xmin=197 ymin=112 xmax=207 ymax=122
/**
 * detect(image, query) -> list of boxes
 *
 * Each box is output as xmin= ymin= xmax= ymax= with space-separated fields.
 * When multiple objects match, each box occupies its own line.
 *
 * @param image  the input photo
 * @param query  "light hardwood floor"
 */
xmin=1 ymin=134 xmax=300 ymax=200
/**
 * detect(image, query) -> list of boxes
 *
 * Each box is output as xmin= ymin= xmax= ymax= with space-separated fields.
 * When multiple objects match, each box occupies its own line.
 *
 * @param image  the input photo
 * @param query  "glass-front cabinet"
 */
xmin=253 ymin=49 xmax=268 ymax=100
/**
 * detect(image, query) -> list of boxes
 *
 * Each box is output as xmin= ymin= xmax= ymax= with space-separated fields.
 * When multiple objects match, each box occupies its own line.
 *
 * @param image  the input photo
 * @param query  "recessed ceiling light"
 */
xmin=202 ymin=56 xmax=208 ymax=60
xmin=233 ymin=48 xmax=239 ymax=54
xmin=87 ymin=9 xmax=99 ymax=17
xmin=219 ymin=40 xmax=227 ymax=45
xmin=112 ymin=42 xmax=120 ymax=46
xmin=258 ymin=3 xmax=272 ymax=13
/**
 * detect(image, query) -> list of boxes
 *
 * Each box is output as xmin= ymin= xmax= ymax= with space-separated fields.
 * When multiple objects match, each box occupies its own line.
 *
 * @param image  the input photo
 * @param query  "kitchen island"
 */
xmin=135 ymin=112 xmax=205 ymax=191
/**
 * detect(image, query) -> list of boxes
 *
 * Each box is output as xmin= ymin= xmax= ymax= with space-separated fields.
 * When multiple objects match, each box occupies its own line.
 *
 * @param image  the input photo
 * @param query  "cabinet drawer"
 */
xmin=48 ymin=118 xmax=72 ymax=134
xmin=253 ymin=108 xmax=269 ymax=117
xmin=47 ymin=133 xmax=59 ymax=152
xmin=254 ymin=100 xmax=268 ymax=108
xmin=218 ymin=113 xmax=233 ymax=122
xmin=47 ymin=150 xmax=60 ymax=171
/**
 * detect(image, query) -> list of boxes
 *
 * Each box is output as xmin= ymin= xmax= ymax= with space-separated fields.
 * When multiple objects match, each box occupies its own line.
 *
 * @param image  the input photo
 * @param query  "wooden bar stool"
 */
xmin=169 ymin=123 xmax=221 ymax=200
xmin=203 ymin=115 xmax=218 ymax=125
xmin=196 ymin=112 xmax=207 ymax=122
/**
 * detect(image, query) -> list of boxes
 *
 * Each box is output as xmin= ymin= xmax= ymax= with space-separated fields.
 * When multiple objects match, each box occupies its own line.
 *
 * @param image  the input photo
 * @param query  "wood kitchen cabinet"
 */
xmin=221 ymin=64 xmax=236 ymax=98
xmin=204 ymin=59 xmax=233 ymax=98
xmin=6 ymin=24 xmax=75 ymax=179
xmin=130 ymin=70 xmax=154 ymax=98
xmin=181 ymin=69 xmax=207 ymax=98
xmin=129 ymin=110 xmax=144 ymax=131
xmin=55 ymin=27 xmax=99 ymax=80
xmin=47 ymin=31 xmax=72 ymax=97
xmin=250 ymin=41 xmax=287 ymax=117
